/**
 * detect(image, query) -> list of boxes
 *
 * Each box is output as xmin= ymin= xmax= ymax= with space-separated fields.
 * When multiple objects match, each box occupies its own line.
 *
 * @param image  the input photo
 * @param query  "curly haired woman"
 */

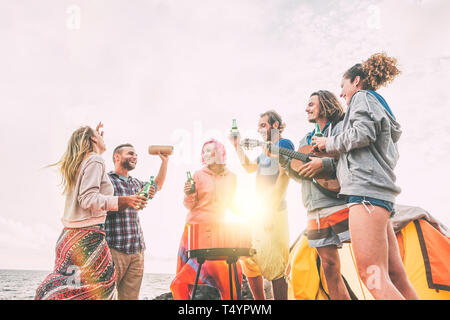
xmin=312 ymin=53 xmax=419 ymax=300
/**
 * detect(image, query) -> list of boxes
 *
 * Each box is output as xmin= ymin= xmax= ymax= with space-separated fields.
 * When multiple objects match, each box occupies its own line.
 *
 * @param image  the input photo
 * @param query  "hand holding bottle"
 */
xmin=118 ymin=191 xmax=148 ymax=210
xmin=184 ymin=171 xmax=196 ymax=195
xmin=311 ymin=123 xmax=327 ymax=152
xmin=228 ymin=119 xmax=241 ymax=148
xmin=311 ymin=136 xmax=327 ymax=152
xmin=184 ymin=181 xmax=193 ymax=196
xmin=228 ymin=131 xmax=241 ymax=148
xmin=147 ymin=185 xmax=156 ymax=199
xmin=135 ymin=176 xmax=155 ymax=209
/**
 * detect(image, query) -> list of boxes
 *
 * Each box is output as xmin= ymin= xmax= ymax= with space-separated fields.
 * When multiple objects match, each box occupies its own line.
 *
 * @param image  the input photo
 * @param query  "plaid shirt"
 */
xmin=105 ymin=171 xmax=156 ymax=254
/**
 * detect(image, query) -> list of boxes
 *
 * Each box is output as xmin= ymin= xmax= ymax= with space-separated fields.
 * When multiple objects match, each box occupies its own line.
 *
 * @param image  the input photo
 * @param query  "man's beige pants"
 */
xmin=110 ymin=248 xmax=145 ymax=300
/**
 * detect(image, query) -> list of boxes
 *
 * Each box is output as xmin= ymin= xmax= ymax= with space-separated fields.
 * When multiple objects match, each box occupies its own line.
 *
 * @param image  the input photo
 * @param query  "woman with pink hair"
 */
xmin=170 ymin=139 xmax=243 ymax=300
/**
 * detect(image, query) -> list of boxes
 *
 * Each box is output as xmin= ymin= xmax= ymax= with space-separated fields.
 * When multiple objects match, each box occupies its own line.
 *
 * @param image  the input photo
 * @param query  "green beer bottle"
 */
xmin=136 ymin=176 xmax=155 ymax=210
xmin=186 ymin=171 xmax=196 ymax=194
xmin=312 ymin=123 xmax=324 ymax=152
xmin=314 ymin=123 xmax=323 ymax=137
xmin=231 ymin=119 xmax=239 ymax=138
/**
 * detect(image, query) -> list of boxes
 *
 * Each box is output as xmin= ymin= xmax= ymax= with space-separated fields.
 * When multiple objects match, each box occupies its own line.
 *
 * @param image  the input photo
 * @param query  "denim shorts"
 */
xmin=347 ymin=196 xmax=395 ymax=218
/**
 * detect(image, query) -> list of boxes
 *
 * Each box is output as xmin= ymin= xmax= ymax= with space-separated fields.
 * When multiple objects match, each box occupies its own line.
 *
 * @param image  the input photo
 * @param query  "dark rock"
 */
xmin=152 ymin=291 xmax=174 ymax=300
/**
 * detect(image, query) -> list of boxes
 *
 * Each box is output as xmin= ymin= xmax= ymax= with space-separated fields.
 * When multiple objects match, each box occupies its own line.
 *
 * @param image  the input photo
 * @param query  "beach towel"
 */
xmin=35 ymin=225 xmax=117 ymax=300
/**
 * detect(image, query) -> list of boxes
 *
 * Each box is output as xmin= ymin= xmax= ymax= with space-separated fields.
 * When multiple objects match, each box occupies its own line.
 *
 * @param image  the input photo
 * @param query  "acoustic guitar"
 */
xmin=240 ymin=138 xmax=341 ymax=196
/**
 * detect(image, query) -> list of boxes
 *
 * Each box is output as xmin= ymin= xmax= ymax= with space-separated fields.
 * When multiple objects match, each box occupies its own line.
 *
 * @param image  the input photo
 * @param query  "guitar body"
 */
xmin=290 ymin=145 xmax=341 ymax=193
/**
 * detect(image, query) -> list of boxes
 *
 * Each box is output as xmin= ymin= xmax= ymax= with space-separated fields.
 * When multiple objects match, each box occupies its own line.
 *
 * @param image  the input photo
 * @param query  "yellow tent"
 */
xmin=286 ymin=205 xmax=450 ymax=300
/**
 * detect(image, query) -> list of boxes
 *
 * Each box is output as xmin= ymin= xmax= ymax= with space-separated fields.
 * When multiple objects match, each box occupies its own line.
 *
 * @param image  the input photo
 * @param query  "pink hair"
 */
xmin=201 ymin=139 xmax=227 ymax=165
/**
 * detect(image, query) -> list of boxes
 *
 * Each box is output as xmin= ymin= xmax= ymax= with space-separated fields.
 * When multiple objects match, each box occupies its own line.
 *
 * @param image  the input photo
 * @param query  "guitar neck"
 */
xmin=243 ymin=139 xmax=310 ymax=162
xmin=277 ymin=146 xmax=310 ymax=163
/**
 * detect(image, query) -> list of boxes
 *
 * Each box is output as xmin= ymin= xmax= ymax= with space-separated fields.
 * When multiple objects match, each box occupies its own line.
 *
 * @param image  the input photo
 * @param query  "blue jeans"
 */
xmin=347 ymin=196 xmax=395 ymax=218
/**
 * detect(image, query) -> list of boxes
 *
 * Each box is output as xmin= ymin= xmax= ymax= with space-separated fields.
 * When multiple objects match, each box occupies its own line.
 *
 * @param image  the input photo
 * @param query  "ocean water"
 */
xmin=0 ymin=269 xmax=174 ymax=300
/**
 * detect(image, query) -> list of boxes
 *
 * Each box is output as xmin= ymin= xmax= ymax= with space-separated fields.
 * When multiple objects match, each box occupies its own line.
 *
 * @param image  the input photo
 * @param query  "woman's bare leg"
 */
xmin=349 ymin=204 xmax=404 ymax=300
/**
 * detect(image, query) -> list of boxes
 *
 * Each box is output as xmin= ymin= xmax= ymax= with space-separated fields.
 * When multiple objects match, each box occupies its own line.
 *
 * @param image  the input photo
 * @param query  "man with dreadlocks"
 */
xmin=285 ymin=90 xmax=352 ymax=299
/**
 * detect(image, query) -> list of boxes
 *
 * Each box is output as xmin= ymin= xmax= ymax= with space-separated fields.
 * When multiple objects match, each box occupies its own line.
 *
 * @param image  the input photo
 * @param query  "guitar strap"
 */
xmin=311 ymin=178 xmax=341 ymax=199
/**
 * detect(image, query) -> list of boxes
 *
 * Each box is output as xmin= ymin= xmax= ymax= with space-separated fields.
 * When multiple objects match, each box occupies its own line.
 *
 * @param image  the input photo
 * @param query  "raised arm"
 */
xmin=154 ymin=152 xmax=169 ymax=191
xmin=228 ymin=131 xmax=258 ymax=173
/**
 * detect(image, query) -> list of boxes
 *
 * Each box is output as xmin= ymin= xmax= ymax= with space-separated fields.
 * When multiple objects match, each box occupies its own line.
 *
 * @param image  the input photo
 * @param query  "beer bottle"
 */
xmin=186 ymin=171 xmax=196 ymax=194
xmin=231 ymin=119 xmax=239 ymax=138
xmin=314 ymin=123 xmax=323 ymax=137
xmin=148 ymin=176 xmax=155 ymax=199
xmin=136 ymin=176 xmax=155 ymax=210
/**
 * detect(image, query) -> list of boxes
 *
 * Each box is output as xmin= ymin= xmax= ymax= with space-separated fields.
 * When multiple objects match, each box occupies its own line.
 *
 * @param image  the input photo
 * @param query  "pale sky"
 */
xmin=1 ymin=0 xmax=449 ymax=274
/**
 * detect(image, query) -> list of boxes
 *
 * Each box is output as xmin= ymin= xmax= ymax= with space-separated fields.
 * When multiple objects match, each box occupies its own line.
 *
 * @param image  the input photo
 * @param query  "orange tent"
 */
xmin=286 ymin=204 xmax=450 ymax=300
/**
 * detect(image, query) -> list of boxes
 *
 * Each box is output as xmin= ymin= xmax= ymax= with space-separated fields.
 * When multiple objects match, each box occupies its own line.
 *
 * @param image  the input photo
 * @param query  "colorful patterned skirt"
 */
xmin=35 ymin=225 xmax=117 ymax=300
xmin=170 ymin=225 xmax=243 ymax=300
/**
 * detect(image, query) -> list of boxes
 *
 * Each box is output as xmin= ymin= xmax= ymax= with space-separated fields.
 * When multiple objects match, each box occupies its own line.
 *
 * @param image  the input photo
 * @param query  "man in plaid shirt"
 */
xmin=106 ymin=143 xmax=169 ymax=300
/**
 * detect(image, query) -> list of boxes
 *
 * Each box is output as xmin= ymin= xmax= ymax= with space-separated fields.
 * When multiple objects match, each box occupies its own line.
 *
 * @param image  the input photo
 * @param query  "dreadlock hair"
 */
xmin=310 ymin=90 xmax=345 ymax=124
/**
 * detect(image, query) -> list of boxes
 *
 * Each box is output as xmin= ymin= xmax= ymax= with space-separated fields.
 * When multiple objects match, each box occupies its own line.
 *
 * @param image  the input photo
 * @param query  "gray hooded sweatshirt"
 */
xmin=325 ymin=90 xmax=402 ymax=203
xmin=284 ymin=121 xmax=347 ymax=212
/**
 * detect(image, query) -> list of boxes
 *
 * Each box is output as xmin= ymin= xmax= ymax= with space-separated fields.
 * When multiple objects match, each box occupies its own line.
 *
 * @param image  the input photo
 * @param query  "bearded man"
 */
xmin=106 ymin=143 xmax=168 ymax=300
